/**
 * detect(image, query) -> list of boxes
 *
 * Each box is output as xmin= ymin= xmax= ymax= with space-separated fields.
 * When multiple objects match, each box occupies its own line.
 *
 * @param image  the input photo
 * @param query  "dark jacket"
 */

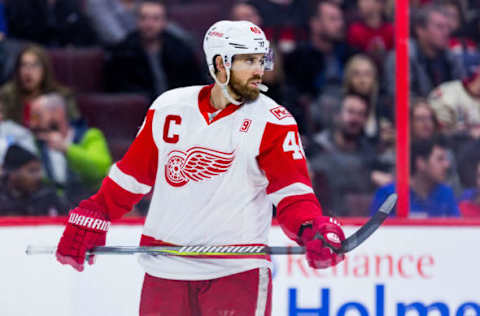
xmin=383 ymin=39 xmax=466 ymax=98
xmin=0 ymin=176 xmax=69 ymax=216
xmin=284 ymin=41 xmax=357 ymax=98
xmin=283 ymin=41 xmax=357 ymax=134
xmin=106 ymin=30 xmax=205 ymax=101
xmin=5 ymin=0 xmax=97 ymax=47
xmin=309 ymin=130 xmax=377 ymax=216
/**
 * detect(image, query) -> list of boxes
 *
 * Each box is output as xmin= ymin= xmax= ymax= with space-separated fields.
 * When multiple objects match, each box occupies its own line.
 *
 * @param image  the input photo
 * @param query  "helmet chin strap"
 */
xmin=208 ymin=65 xmax=269 ymax=105
xmin=209 ymin=67 xmax=243 ymax=106
xmin=221 ymin=84 xmax=243 ymax=106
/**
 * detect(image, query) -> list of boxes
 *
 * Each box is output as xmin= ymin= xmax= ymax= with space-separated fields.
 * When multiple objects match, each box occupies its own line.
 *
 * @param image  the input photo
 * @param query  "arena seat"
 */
xmin=168 ymin=3 xmax=223 ymax=49
xmin=48 ymin=48 xmax=106 ymax=93
xmin=76 ymin=93 xmax=150 ymax=161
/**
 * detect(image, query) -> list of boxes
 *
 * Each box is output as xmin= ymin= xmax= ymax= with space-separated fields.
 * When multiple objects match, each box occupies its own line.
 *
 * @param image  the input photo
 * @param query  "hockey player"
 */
xmin=55 ymin=20 xmax=346 ymax=315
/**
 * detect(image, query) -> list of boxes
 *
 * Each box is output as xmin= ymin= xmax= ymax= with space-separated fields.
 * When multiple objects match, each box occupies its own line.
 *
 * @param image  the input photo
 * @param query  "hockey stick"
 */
xmin=320 ymin=192 xmax=397 ymax=254
xmin=25 ymin=193 xmax=396 ymax=257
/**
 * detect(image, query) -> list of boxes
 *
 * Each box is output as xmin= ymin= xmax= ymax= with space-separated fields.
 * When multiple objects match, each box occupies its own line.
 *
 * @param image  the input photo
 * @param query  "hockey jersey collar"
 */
xmin=198 ymin=84 xmax=241 ymax=125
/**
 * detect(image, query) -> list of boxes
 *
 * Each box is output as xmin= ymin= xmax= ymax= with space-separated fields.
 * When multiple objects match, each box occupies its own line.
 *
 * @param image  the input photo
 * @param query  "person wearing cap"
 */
xmin=0 ymin=144 xmax=68 ymax=216
xmin=55 ymin=19 xmax=346 ymax=315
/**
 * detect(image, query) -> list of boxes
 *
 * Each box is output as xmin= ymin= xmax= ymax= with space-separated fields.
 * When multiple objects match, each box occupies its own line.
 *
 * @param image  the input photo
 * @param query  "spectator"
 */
xmin=85 ymin=0 xmax=193 ymax=47
xmin=29 ymin=93 xmax=112 ymax=204
xmin=230 ymin=2 xmax=285 ymax=102
xmin=284 ymin=0 xmax=355 ymax=133
xmin=441 ymin=0 xmax=480 ymax=77
xmin=106 ymin=0 xmax=204 ymax=101
xmin=0 ymin=45 xmax=80 ymax=126
xmin=84 ymin=0 xmax=139 ymax=46
xmin=0 ymin=144 xmax=68 ymax=216
xmin=442 ymin=0 xmax=465 ymax=35
xmin=368 ymin=99 xmax=443 ymax=190
xmin=342 ymin=56 xmax=395 ymax=188
xmin=410 ymin=97 xmax=463 ymax=195
xmin=250 ymin=0 xmax=309 ymax=53
xmin=410 ymin=98 xmax=439 ymax=141
xmin=383 ymin=4 xmax=465 ymax=98
xmin=428 ymin=68 xmax=480 ymax=138
xmin=309 ymin=94 xmax=376 ymax=216
xmin=370 ymin=136 xmax=460 ymax=217
xmin=0 ymin=99 xmax=36 ymax=166
xmin=4 ymin=0 xmax=97 ymax=47
xmin=347 ymin=0 xmax=394 ymax=62
xmin=343 ymin=54 xmax=392 ymax=141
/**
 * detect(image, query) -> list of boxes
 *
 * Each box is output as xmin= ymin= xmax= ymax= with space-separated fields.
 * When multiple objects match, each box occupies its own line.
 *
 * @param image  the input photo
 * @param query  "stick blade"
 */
xmin=339 ymin=193 xmax=397 ymax=253
xmin=379 ymin=193 xmax=397 ymax=215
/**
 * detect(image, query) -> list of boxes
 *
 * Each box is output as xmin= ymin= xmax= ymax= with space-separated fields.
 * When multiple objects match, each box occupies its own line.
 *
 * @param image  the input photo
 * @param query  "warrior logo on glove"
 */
xmin=56 ymin=200 xmax=110 ymax=272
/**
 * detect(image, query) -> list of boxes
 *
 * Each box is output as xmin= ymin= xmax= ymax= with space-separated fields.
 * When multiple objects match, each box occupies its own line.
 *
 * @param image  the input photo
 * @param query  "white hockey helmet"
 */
xmin=203 ymin=20 xmax=273 ymax=104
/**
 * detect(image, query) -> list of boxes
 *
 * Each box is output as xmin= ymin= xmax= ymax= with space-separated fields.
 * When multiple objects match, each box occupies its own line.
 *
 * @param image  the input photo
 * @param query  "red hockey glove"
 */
xmin=56 ymin=200 xmax=110 ymax=272
xmin=299 ymin=217 xmax=346 ymax=269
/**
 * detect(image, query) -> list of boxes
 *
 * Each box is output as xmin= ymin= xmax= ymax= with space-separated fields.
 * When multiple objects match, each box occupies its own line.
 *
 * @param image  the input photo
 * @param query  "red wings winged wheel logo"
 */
xmin=165 ymin=147 xmax=235 ymax=187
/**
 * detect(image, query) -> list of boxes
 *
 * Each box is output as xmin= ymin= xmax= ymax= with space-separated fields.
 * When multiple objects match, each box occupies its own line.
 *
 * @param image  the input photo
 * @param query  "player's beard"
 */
xmin=229 ymin=72 xmax=261 ymax=103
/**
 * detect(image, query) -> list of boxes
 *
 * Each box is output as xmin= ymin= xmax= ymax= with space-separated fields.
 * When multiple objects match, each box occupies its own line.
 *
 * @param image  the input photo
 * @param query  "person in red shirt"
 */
xmin=347 ymin=0 xmax=394 ymax=61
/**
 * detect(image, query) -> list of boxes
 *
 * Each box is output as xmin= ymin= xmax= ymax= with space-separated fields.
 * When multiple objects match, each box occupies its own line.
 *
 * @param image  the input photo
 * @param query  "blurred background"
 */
xmin=0 ymin=0 xmax=479 ymax=219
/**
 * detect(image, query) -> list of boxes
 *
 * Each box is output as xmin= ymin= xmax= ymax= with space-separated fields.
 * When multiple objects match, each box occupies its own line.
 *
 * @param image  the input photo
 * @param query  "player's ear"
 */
xmin=213 ymin=55 xmax=227 ymax=82
xmin=214 ymin=55 xmax=226 ymax=74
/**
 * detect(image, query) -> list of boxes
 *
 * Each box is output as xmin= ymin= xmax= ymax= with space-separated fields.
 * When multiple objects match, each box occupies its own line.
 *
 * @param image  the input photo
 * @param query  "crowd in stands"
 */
xmin=0 ymin=0 xmax=479 ymax=218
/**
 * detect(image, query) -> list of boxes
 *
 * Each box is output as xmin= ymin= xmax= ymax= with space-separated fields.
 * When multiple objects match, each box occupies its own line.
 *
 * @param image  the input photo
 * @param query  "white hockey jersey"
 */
xmin=428 ymin=80 xmax=480 ymax=133
xmin=90 ymin=85 xmax=322 ymax=280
